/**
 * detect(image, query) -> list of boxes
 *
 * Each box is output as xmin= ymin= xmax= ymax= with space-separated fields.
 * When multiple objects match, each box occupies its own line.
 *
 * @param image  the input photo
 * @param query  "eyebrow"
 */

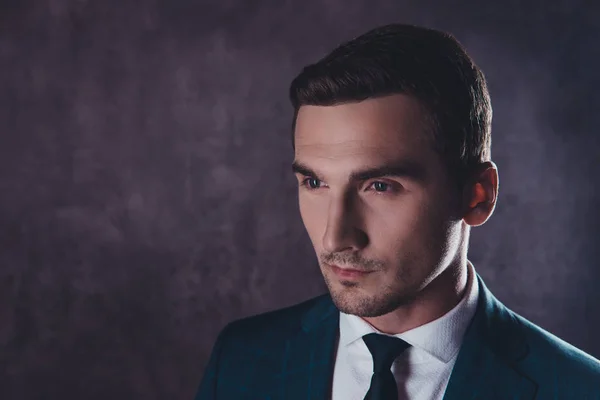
xmin=291 ymin=159 xmax=426 ymax=183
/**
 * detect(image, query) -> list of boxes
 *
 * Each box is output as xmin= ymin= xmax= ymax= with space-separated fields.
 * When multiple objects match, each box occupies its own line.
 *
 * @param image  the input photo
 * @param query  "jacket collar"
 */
xmin=286 ymin=273 xmax=537 ymax=400
xmin=441 ymin=274 xmax=536 ymax=399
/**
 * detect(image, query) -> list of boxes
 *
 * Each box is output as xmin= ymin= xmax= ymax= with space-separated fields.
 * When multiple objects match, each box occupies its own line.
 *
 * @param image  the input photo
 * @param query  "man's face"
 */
xmin=293 ymin=94 xmax=465 ymax=318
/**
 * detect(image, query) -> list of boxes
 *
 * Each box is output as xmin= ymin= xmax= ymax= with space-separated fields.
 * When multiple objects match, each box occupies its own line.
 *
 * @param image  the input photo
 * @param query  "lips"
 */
xmin=329 ymin=264 xmax=374 ymax=279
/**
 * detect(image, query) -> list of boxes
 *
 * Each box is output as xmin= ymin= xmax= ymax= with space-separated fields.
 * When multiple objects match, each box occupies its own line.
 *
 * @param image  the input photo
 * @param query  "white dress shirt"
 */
xmin=330 ymin=260 xmax=480 ymax=400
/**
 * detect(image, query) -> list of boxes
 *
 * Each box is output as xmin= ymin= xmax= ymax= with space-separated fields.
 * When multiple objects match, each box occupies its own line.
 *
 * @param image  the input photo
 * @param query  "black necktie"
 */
xmin=362 ymin=333 xmax=411 ymax=400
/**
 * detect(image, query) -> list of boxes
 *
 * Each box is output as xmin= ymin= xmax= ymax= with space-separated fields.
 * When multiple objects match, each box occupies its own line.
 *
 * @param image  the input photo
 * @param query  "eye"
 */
xmin=372 ymin=181 xmax=391 ymax=192
xmin=300 ymin=177 xmax=323 ymax=190
xmin=300 ymin=178 xmax=398 ymax=194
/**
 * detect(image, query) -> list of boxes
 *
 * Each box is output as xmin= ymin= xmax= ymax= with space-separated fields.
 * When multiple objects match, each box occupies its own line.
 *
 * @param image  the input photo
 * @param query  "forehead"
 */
xmin=294 ymin=94 xmax=436 ymax=167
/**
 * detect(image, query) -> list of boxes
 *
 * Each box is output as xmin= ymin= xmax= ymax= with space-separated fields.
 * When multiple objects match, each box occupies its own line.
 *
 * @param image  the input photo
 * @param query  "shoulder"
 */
xmin=219 ymin=293 xmax=332 ymax=344
xmin=510 ymin=310 xmax=600 ymax=387
xmin=474 ymin=275 xmax=600 ymax=393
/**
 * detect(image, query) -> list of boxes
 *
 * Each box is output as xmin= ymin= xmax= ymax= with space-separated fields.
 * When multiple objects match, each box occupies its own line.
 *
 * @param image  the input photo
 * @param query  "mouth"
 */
xmin=329 ymin=264 xmax=375 ymax=280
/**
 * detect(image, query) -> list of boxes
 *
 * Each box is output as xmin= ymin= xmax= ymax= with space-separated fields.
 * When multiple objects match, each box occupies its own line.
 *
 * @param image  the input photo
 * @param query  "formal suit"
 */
xmin=195 ymin=272 xmax=600 ymax=399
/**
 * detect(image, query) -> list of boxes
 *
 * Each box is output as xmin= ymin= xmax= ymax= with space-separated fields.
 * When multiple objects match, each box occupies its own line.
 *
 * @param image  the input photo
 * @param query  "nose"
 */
xmin=322 ymin=193 xmax=368 ymax=253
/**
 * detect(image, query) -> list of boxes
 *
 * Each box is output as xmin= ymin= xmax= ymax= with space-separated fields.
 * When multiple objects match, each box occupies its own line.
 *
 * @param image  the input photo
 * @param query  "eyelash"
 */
xmin=299 ymin=177 xmax=398 ymax=194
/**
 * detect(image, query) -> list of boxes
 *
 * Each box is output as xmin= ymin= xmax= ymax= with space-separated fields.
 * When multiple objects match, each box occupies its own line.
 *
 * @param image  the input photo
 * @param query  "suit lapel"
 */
xmin=267 ymin=294 xmax=339 ymax=400
xmin=443 ymin=275 xmax=537 ymax=400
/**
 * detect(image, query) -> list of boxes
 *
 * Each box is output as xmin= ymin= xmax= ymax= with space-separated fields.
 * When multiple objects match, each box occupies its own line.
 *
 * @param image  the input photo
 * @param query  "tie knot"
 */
xmin=362 ymin=333 xmax=411 ymax=374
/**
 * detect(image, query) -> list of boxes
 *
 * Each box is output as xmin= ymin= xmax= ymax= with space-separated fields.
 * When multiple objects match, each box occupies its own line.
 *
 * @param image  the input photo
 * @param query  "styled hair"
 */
xmin=289 ymin=23 xmax=492 ymax=192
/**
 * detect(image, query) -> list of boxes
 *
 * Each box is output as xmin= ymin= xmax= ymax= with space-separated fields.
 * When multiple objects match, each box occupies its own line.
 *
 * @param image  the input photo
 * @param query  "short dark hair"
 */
xmin=289 ymin=23 xmax=492 ymax=192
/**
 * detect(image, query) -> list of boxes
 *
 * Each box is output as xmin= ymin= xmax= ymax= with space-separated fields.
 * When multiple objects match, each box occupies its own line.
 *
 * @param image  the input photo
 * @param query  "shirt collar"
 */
xmin=339 ymin=260 xmax=480 ymax=363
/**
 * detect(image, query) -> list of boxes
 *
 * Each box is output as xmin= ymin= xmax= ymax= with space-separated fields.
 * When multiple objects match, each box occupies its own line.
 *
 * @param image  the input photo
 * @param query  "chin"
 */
xmin=326 ymin=279 xmax=411 ymax=318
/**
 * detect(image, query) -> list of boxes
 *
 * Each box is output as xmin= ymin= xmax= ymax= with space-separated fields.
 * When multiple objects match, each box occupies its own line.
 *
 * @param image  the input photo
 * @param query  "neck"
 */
xmin=362 ymin=256 xmax=470 ymax=335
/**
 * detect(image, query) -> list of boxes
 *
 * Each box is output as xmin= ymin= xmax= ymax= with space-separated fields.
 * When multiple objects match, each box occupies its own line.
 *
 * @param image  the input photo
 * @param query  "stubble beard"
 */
xmin=322 ymin=270 xmax=416 ymax=318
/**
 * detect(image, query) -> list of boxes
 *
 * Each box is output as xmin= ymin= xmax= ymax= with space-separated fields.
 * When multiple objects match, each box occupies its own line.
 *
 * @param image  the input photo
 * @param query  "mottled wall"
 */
xmin=0 ymin=0 xmax=599 ymax=398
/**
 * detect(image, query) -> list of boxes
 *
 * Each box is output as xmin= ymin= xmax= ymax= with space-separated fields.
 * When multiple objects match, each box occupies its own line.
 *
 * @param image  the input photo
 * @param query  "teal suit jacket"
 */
xmin=195 ymin=275 xmax=600 ymax=399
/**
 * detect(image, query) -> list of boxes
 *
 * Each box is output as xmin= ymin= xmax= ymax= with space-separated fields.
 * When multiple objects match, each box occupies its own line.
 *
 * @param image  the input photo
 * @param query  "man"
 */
xmin=194 ymin=23 xmax=600 ymax=399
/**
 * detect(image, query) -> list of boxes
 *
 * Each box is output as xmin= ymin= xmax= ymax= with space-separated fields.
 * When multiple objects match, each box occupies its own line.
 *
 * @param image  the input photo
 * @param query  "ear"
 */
xmin=461 ymin=161 xmax=499 ymax=227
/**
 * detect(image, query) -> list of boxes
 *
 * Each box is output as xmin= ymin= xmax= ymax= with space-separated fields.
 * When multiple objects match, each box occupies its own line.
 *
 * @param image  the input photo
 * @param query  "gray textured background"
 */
xmin=0 ymin=0 xmax=599 ymax=399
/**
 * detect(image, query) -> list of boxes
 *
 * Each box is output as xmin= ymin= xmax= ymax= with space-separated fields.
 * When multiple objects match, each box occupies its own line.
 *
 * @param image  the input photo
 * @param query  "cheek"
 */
xmin=298 ymin=195 xmax=310 ymax=223
xmin=298 ymin=196 xmax=323 ymax=240
xmin=371 ymin=199 xmax=443 ymax=259
xmin=399 ymin=201 xmax=460 ymax=269
xmin=368 ymin=198 xmax=424 ymax=241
